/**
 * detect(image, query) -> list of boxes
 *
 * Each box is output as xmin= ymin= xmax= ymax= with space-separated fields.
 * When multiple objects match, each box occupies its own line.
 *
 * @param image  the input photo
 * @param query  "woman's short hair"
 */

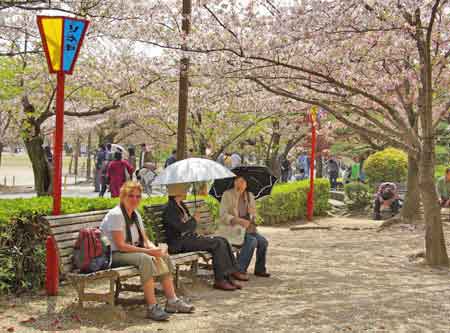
xmin=120 ymin=181 xmax=143 ymax=200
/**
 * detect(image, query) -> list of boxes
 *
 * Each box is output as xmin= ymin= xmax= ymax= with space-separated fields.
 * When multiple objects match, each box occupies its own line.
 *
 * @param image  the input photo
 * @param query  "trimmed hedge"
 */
xmin=258 ymin=178 xmax=330 ymax=225
xmin=0 ymin=180 xmax=329 ymax=294
xmin=364 ymin=148 xmax=408 ymax=185
xmin=344 ymin=182 xmax=371 ymax=211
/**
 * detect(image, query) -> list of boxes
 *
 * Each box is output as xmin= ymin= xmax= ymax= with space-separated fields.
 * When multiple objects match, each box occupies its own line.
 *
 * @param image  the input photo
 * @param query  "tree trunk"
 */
xmin=86 ymin=131 xmax=92 ymax=180
xmin=24 ymin=135 xmax=51 ymax=196
xmin=0 ymin=142 xmax=3 ymax=167
xmin=419 ymin=145 xmax=448 ymax=266
xmin=401 ymin=154 xmax=421 ymax=222
xmin=68 ymin=156 xmax=73 ymax=174
xmin=74 ymin=137 xmax=80 ymax=176
xmin=176 ymin=0 xmax=192 ymax=161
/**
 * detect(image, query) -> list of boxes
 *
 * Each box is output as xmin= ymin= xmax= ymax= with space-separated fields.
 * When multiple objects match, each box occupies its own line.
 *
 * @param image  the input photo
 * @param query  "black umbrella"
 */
xmin=209 ymin=166 xmax=278 ymax=201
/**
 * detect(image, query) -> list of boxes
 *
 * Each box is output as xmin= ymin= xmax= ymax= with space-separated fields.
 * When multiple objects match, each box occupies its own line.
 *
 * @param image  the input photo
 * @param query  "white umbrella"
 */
xmin=152 ymin=158 xmax=236 ymax=185
xmin=111 ymin=144 xmax=128 ymax=158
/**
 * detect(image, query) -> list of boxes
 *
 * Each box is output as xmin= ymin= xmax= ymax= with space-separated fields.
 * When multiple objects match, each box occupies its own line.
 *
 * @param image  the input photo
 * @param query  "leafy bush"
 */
xmin=344 ymin=182 xmax=372 ymax=211
xmin=0 ymin=180 xmax=329 ymax=294
xmin=364 ymin=148 xmax=408 ymax=185
xmin=435 ymin=145 xmax=448 ymax=165
xmin=257 ymin=178 xmax=330 ymax=225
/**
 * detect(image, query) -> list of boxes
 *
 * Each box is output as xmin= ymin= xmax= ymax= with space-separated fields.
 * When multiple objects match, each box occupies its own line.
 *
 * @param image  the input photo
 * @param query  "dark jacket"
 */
xmin=164 ymin=155 xmax=177 ymax=168
xmin=328 ymin=159 xmax=339 ymax=174
xmin=163 ymin=199 xmax=197 ymax=253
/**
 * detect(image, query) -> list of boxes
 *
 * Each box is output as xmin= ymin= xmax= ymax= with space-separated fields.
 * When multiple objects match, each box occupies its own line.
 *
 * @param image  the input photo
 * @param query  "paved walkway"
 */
xmin=1 ymin=218 xmax=450 ymax=332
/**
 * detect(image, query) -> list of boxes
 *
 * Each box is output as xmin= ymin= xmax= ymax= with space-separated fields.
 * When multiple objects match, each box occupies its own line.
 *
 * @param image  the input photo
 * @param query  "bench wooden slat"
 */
xmin=57 ymin=239 xmax=79 ymax=250
xmin=52 ymin=221 xmax=104 ymax=235
xmin=46 ymin=211 xmax=108 ymax=226
xmin=54 ymin=231 xmax=85 ymax=242
xmin=67 ymin=266 xmax=139 ymax=280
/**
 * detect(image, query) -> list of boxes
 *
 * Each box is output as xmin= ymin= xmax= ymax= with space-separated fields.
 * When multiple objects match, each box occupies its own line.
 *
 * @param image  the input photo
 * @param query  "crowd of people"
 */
xmin=94 ymin=142 xmax=369 ymax=198
xmin=100 ymin=177 xmax=271 ymax=321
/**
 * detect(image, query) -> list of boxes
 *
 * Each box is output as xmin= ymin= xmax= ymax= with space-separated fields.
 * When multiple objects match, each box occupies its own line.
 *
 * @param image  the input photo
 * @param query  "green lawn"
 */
xmin=1 ymin=153 xmax=88 ymax=173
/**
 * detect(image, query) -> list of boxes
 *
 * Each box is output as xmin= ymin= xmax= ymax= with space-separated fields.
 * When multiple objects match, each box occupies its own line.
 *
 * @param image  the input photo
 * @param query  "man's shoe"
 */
xmin=231 ymin=272 xmax=249 ymax=281
xmin=213 ymin=280 xmax=237 ymax=291
xmin=147 ymin=304 xmax=170 ymax=321
xmin=229 ymin=279 xmax=243 ymax=289
xmin=254 ymin=271 xmax=271 ymax=278
xmin=165 ymin=299 xmax=195 ymax=314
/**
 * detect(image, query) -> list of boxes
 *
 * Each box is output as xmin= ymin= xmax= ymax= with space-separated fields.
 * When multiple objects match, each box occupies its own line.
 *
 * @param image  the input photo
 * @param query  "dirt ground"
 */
xmin=1 ymin=217 xmax=450 ymax=333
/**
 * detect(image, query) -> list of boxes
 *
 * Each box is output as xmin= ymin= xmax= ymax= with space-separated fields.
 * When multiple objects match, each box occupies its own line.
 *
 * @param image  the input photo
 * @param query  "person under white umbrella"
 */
xmin=154 ymin=158 xmax=248 ymax=291
xmin=152 ymin=157 xmax=236 ymax=186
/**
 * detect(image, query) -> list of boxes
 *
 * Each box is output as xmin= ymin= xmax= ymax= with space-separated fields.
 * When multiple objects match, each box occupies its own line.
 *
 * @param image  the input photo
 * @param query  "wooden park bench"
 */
xmin=43 ymin=201 xmax=216 ymax=308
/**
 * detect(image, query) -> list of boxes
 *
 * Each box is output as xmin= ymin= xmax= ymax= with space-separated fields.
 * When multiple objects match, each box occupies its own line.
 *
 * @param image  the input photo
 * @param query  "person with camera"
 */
xmin=374 ymin=182 xmax=401 ymax=220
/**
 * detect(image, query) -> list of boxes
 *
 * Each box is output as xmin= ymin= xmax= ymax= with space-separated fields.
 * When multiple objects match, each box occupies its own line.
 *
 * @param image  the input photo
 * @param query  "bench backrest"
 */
xmin=144 ymin=200 xmax=215 ymax=245
xmin=44 ymin=210 xmax=109 ymax=275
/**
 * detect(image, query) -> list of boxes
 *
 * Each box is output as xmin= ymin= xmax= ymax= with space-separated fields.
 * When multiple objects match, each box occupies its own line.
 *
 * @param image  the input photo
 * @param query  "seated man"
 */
xmin=437 ymin=168 xmax=450 ymax=207
xmin=374 ymin=182 xmax=401 ymax=220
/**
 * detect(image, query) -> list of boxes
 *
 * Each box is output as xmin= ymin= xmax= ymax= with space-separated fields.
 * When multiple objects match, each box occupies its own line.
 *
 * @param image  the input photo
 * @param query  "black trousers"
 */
xmin=329 ymin=171 xmax=338 ymax=189
xmin=170 ymin=236 xmax=239 ymax=281
xmin=374 ymin=198 xmax=400 ymax=217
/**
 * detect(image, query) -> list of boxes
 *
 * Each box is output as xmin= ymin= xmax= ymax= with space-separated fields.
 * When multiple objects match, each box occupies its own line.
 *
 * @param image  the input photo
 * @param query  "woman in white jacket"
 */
xmin=220 ymin=176 xmax=270 ymax=279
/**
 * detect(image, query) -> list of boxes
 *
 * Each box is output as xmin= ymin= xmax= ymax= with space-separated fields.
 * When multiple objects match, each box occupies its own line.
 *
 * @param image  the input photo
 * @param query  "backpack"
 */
xmin=73 ymin=228 xmax=112 ymax=274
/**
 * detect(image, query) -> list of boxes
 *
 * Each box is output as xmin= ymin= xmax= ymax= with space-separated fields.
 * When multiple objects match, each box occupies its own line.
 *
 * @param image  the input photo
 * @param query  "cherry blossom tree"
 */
xmin=129 ymin=0 xmax=449 ymax=265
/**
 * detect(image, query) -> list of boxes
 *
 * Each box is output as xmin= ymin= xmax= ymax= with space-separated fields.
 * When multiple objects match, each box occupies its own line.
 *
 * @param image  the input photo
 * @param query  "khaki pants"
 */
xmin=112 ymin=252 xmax=174 ymax=285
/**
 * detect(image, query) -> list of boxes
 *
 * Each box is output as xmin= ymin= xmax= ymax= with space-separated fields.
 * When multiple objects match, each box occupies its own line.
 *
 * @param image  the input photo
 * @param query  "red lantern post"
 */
xmin=37 ymin=16 xmax=89 ymax=295
xmin=306 ymin=106 xmax=318 ymax=221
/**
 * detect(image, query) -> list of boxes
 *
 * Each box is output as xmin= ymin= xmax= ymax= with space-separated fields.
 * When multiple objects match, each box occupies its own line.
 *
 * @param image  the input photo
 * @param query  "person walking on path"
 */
xmin=297 ymin=152 xmax=309 ymax=180
xmin=280 ymin=156 xmax=292 ymax=183
xmin=164 ymin=149 xmax=177 ymax=168
xmin=99 ymin=151 xmax=112 ymax=198
xmin=327 ymin=156 xmax=339 ymax=189
xmin=107 ymin=151 xmax=134 ymax=198
xmin=94 ymin=145 xmax=107 ymax=192
xmin=219 ymin=176 xmax=270 ymax=279
xmin=350 ymin=157 xmax=361 ymax=182
xmin=139 ymin=143 xmax=154 ymax=169
xmin=100 ymin=181 xmax=194 ymax=321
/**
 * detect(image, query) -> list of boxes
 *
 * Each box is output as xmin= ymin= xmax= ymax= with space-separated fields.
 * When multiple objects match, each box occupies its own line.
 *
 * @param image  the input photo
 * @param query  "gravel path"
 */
xmin=1 ymin=217 xmax=450 ymax=332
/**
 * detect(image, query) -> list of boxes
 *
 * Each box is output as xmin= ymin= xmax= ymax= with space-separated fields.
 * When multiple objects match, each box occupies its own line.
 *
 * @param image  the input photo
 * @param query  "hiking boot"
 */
xmin=165 ymin=298 xmax=195 ymax=314
xmin=147 ymin=304 xmax=170 ymax=321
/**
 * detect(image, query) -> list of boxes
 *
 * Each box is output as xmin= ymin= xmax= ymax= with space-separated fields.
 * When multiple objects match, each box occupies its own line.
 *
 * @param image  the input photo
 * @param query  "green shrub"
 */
xmin=257 ymin=178 xmax=330 ymax=225
xmin=435 ymin=145 xmax=449 ymax=165
xmin=0 ymin=180 xmax=329 ymax=294
xmin=344 ymin=182 xmax=371 ymax=211
xmin=364 ymin=148 xmax=408 ymax=185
